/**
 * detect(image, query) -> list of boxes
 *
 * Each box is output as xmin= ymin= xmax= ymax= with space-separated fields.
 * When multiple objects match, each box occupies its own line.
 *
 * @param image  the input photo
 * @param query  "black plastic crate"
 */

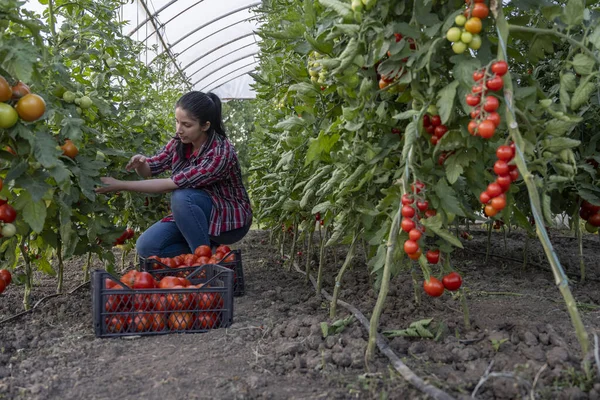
xmin=92 ymin=264 xmax=233 ymax=338
xmin=140 ymin=249 xmax=245 ymax=297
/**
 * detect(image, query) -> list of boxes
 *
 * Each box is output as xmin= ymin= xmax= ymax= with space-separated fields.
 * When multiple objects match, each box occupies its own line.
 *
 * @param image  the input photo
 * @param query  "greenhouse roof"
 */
xmin=27 ymin=0 xmax=262 ymax=100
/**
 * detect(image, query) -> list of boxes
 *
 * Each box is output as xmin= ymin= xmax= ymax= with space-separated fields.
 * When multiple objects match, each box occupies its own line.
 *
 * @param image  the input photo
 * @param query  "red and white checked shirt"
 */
xmin=146 ymin=134 xmax=252 ymax=236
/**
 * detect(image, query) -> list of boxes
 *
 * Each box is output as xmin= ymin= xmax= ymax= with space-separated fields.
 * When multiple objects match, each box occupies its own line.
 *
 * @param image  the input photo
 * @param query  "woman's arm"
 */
xmin=95 ymin=177 xmax=178 ymax=194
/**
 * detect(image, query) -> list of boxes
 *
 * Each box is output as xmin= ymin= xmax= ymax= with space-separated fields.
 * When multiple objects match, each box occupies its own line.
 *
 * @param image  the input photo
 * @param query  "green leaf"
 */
xmin=275 ymin=116 xmax=306 ymax=131
xmin=5 ymin=160 xmax=28 ymax=183
xmin=37 ymin=258 xmax=56 ymax=276
xmin=61 ymin=118 xmax=85 ymax=141
xmin=312 ymin=201 xmax=333 ymax=215
xmin=571 ymin=78 xmax=595 ymax=110
xmin=445 ymin=156 xmax=464 ymax=185
xmin=392 ymin=110 xmax=419 ymax=120
xmin=34 ymin=131 xmax=63 ymax=168
xmin=545 ymin=119 xmax=578 ymax=136
xmin=543 ymin=137 xmax=581 ymax=151
xmin=304 ymin=0 xmax=316 ymax=27
xmin=436 ymin=81 xmax=459 ymax=124
xmin=18 ymin=171 xmax=53 ymax=202
xmin=571 ymin=54 xmax=595 ymax=75
xmin=434 ymin=180 xmax=465 ymax=217
xmin=563 ymin=0 xmax=584 ymax=26
xmin=333 ymin=38 xmax=360 ymax=75
xmin=0 ymin=38 xmax=38 ymax=83
xmin=305 ymin=132 xmax=340 ymax=165
xmin=589 ymin=25 xmax=600 ymax=50
xmin=318 ymin=0 xmax=352 ymax=17
xmin=21 ymin=194 xmax=47 ymax=233
xmin=47 ymin=163 xmax=71 ymax=183
xmin=541 ymin=5 xmax=563 ymax=21
xmin=513 ymin=206 xmax=535 ymax=235
xmin=401 ymin=120 xmax=418 ymax=160
xmin=452 ymin=59 xmax=481 ymax=86
xmin=320 ymin=322 xmax=329 ymax=338
xmin=421 ymin=215 xmax=464 ymax=248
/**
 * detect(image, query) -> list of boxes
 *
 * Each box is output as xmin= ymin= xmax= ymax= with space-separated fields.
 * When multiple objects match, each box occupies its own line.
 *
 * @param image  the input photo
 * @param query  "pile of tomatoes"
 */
xmin=0 ymin=76 xmax=46 ymax=129
xmin=445 ymin=0 xmax=489 ymax=53
xmin=146 ymin=244 xmax=234 ymax=272
xmin=580 ymin=201 xmax=600 ymax=233
xmin=0 ymin=268 xmax=11 ymax=295
xmin=466 ymin=60 xmax=507 ymax=139
xmin=480 ymin=144 xmax=519 ymax=217
xmin=104 ymin=269 xmax=225 ymax=334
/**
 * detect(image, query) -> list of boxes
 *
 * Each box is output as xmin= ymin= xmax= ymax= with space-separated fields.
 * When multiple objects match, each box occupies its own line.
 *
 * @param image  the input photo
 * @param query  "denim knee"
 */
xmin=171 ymin=188 xmax=194 ymax=216
xmin=136 ymin=233 xmax=154 ymax=258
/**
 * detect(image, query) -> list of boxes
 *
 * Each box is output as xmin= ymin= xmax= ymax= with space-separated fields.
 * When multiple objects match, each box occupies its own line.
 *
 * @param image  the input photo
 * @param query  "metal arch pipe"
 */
xmin=167 ymin=2 xmax=261 ymax=50
xmin=182 ymin=32 xmax=256 ymax=71
xmin=171 ymin=17 xmax=255 ymax=61
xmin=185 ymin=41 xmax=258 ymax=76
xmin=191 ymin=52 xmax=259 ymax=83
xmin=150 ymin=16 xmax=254 ymax=64
xmin=128 ymin=0 xmax=184 ymax=36
xmin=137 ymin=0 xmax=187 ymax=83
xmin=199 ymin=61 xmax=259 ymax=92
xmin=188 ymin=47 xmax=259 ymax=79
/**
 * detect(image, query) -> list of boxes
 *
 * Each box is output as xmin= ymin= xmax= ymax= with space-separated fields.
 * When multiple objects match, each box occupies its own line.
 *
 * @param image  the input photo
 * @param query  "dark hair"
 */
xmin=174 ymin=91 xmax=226 ymax=158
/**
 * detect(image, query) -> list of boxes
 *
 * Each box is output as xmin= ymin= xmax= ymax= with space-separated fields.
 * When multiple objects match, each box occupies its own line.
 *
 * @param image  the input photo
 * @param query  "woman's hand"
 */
xmin=95 ymin=177 xmax=124 ymax=194
xmin=126 ymin=154 xmax=148 ymax=171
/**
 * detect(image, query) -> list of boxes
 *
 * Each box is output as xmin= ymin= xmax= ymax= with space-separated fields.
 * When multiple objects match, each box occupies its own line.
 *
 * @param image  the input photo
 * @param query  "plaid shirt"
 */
xmin=146 ymin=134 xmax=252 ymax=236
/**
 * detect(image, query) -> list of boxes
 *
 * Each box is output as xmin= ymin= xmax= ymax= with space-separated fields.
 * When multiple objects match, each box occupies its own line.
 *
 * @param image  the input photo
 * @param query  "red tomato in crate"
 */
xmin=166 ymin=286 xmax=192 ymax=311
xmin=196 ymin=312 xmax=220 ymax=329
xmin=216 ymin=245 xmax=231 ymax=254
xmin=169 ymin=312 xmax=194 ymax=331
xmin=106 ymin=316 xmax=127 ymax=333
xmin=150 ymin=313 xmax=167 ymax=331
xmin=197 ymin=292 xmax=224 ymax=310
xmin=194 ymin=245 xmax=212 ymax=258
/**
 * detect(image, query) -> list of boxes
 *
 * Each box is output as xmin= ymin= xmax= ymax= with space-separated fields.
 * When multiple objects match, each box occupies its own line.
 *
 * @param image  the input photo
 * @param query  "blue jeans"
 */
xmin=136 ymin=189 xmax=251 ymax=258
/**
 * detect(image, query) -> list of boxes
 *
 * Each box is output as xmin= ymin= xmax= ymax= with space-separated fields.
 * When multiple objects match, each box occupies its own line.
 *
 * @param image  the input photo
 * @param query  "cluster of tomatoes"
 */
xmin=423 ymin=272 xmax=463 ymax=297
xmin=422 ymin=113 xmax=449 ymax=146
xmin=580 ymin=201 xmax=600 ymax=233
xmin=400 ymin=181 xmax=437 ymax=261
xmin=315 ymin=212 xmax=324 ymax=226
xmin=466 ymin=60 xmax=508 ymax=139
xmin=0 ymin=179 xmax=17 ymax=240
xmin=104 ymin=269 xmax=224 ymax=333
xmin=445 ymin=0 xmax=489 ymax=53
xmin=480 ymin=144 xmax=518 ymax=217
xmin=113 ymin=228 xmax=135 ymax=246
xmin=0 ymin=76 xmax=46 ymax=129
xmin=0 ymin=268 xmax=11 ymax=295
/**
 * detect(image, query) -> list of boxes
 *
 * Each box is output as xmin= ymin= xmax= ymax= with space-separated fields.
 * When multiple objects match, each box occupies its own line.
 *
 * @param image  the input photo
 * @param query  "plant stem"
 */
xmin=330 ymin=232 xmax=359 ymax=318
xmin=507 ymin=24 xmax=600 ymax=64
xmin=20 ymin=237 xmax=32 ymax=311
xmin=83 ymin=251 xmax=92 ymax=283
xmin=575 ymin=212 xmax=586 ymax=283
xmin=316 ymin=224 xmax=326 ymax=295
xmin=460 ymin=290 xmax=471 ymax=330
xmin=305 ymin=227 xmax=314 ymax=283
xmin=498 ymin=8 xmax=590 ymax=359
xmin=47 ymin=0 xmax=57 ymax=37
xmin=485 ymin=221 xmax=492 ymax=264
xmin=56 ymin=238 xmax=64 ymax=294
xmin=288 ymin=221 xmax=298 ymax=271
xmin=366 ymin=203 xmax=402 ymax=361
xmin=411 ymin=267 xmax=421 ymax=306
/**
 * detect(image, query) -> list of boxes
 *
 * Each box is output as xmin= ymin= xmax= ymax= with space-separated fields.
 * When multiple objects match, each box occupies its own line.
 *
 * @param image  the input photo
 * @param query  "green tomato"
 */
xmin=585 ymin=221 xmax=599 ymax=234
xmin=446 ymin=27 xmax=462 ymax=42
xmin=469 ymin=34 xmax=482 ymax=50
xmin=79 ymin=96 xmax=93 ymax=109
xmin=452 ymin=41 xmax=468 ymax=54
xmin=309 ymin=68 xmax=319 ymax=77
xmin=62 ymin=91 xmax=76 ymax=103
xmin=74 ymin=97 xmax=81 ymax=106
xmin=0 ymin=103 xmax=19 ymax=129
xmin=460 ymin=31 xmax=473 ymax=44
xmin=106 ymin=58 xmax=116 ymax=67
xmin=427 ymin=105 xmax=438 ymax=116
xmin=1 ymin=223 xmax=16 ymax=238
xmin=455 ymin=15 xmax=467 ymax=26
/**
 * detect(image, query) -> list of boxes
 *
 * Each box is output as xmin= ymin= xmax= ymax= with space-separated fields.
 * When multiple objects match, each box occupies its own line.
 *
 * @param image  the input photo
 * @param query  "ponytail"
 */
xmin=206 ymin=92 xmax=226 ymax=137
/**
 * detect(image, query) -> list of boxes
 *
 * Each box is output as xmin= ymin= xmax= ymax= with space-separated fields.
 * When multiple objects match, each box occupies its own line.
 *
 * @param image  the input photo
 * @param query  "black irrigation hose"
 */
xmin=0 ymin=280 xmax=90 ymax=326
xmin=291 ymin=261 xmax=455 ymax=400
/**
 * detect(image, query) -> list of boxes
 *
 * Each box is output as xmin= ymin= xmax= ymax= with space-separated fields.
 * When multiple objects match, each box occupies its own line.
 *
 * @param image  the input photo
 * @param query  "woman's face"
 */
xmin=175 ymin=107 xmax=209 ymax=144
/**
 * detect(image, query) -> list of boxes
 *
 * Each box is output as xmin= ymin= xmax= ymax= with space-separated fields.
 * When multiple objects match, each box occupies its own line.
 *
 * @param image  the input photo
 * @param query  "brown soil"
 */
xmin=0 ymin=229 xmax=599 ymax=400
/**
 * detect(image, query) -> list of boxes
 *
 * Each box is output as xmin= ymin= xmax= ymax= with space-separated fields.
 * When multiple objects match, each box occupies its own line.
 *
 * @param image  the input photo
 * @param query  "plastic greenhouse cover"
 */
xmin=25 ymin=0 xmax=262 ymax=100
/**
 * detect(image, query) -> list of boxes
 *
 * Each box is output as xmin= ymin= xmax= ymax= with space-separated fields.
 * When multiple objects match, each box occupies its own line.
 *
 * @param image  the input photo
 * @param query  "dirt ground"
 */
xmin=0 ymin=228 xmax=599 ymax=400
